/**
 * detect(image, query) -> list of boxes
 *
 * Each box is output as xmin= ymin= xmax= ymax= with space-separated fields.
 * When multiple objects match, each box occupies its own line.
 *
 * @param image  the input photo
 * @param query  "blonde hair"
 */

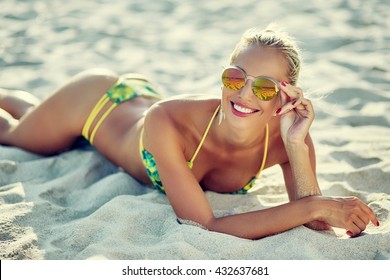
xmin=229 ymin=24 xmax=301 ymax=85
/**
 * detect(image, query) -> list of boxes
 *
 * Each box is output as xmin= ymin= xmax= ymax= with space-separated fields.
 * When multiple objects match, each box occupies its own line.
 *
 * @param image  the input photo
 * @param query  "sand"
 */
xmin=0 ymin=0 xmax=389 ymax=260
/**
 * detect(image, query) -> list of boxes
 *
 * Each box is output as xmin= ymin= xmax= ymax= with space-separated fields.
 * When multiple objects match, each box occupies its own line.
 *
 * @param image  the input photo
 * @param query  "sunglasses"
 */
xmin=221 ymin=66 xmax=280 ymax=101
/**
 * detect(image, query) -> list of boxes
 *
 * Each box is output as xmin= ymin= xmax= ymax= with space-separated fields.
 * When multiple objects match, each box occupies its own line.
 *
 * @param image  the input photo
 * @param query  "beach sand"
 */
xmin=0 ymin=0 xmax=389 ymax=260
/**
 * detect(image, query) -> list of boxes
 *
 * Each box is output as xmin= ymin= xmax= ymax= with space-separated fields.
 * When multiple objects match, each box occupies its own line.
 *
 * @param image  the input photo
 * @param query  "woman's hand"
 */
xmin=276 ymin=82 xmax=314 ymax=145
xmin=309 ymin=195 xmax=380 ymax=237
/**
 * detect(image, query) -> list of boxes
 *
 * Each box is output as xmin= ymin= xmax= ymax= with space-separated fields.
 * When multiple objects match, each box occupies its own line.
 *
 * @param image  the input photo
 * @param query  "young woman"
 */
xmin=0 ymin=26 xmax=379 ymax=239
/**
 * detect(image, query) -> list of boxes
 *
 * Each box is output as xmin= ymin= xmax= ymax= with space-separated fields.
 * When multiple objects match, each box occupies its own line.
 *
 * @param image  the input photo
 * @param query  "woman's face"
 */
xmin=222 ymin=45 xmax=289 ymax=127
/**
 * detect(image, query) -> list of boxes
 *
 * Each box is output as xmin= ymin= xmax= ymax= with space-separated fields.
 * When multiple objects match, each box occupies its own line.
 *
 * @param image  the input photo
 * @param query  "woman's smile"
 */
xmin=230 ymin=101 xmax=260 ymax=117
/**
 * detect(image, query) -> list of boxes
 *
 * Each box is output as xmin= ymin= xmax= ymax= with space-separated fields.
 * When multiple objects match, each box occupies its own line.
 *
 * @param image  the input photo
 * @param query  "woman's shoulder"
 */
xmin=143 ymin=94 xmax=220 ymax=142
xmin=146 ymin=94 xmax=219 ymax=121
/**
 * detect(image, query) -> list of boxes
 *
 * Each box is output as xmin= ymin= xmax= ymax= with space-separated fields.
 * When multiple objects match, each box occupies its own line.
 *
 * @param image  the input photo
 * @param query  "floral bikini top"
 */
xmin=139 ymin=105 xmax=269 ymax=195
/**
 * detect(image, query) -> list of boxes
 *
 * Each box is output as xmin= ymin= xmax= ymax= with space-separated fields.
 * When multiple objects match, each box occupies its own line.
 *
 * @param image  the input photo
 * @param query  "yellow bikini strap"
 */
xmin=81 ymin=94 xmax=118 ymax=145
xmin=89 ymin=103 xmax=117 ymax=144
xmin=188 ymin=104 xmax=221 ymax=168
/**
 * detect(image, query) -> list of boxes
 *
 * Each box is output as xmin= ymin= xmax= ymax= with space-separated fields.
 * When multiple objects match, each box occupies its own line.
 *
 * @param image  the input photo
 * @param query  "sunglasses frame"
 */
xmin=222 ymin=66 xmax=281 ymax=101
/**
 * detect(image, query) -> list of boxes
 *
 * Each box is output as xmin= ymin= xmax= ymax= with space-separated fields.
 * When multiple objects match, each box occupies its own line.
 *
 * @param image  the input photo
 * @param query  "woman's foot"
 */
xmin=0 ymin=88 xmax=40 ymax=119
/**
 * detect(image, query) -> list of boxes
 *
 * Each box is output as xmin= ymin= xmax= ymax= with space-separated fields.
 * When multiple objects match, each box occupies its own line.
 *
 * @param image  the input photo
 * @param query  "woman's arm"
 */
xmin=143 ymin=102 xmax=378 ymax=239
xmin=277 ymin=83 xmax=320 ymax=198
xmin=143 ymin=106 xmax=312 ymax=238
xmin=276 ymin=83 xmax=379 ymax=235
xmin=281 ymin=133 xmax=321 ymax=201
xmin=280 ymin=135 xmax=331 ymax=231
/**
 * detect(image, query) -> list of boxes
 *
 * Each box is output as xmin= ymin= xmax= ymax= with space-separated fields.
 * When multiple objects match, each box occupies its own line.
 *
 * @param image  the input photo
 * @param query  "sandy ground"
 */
xmin=0 ymin=0 xmax=389 ymax=259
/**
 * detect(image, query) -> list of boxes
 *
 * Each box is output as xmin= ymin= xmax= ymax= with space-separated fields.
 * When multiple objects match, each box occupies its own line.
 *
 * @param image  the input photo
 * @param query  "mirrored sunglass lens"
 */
xmin=222 ymin=68 xmax=245 ymax=90
xmin=253 ymin=78 xmax=278 ymax=101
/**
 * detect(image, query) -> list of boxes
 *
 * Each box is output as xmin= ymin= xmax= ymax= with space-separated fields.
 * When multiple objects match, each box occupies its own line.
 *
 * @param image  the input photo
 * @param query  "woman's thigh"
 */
xmin=5 ymin=68 xmax=119 ymax=154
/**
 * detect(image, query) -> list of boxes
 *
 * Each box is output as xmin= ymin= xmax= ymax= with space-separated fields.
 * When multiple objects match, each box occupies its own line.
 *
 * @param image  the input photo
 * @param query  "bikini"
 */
xmin=82 ymin=75 xmax=269 ymax=194
xmin=82 ymin=73 xmax=162 ymax=144
xmin=139 ymin=105 xmax=269 ymax=194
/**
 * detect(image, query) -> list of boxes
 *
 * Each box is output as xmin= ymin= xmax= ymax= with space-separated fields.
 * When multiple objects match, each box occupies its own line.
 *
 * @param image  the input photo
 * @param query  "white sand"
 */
xmin=0 ymin=0 xmax=389 ymax=260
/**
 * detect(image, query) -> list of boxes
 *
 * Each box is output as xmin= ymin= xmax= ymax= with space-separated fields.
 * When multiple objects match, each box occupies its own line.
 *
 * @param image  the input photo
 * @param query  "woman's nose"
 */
xmin=238 ymin=80 xmax=253 ymax=100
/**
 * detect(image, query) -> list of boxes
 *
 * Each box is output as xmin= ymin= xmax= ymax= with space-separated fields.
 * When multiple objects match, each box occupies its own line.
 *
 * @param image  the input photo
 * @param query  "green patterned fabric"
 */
xmin=107 ymin=77 xmax=161 ymax=104
xmin=140 ymin=148 xmax=255 ymax=195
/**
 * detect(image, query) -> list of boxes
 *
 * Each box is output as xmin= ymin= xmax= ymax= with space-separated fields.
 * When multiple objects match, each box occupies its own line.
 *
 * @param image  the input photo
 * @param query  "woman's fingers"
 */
xmin=344 ymin=198 xmax=380 ymax=237
xmin=280 ymin=82 xmax=303 ymax=100
xmin=365 ymin=203 xmax=380 ymax=227
xmin=279 ymin=82 xmax=290 ymax=105
xmin=348 ymin=215 xmax=367 ymax=235
xmin=276 ymin=83 xmax=313 ymax=116
xmin=275 ymin=97 xmax=314 ymax=118
xmin=354 ymin=198 xmax=380 ymax=227
xmin=318 ymin=196 xmax=380 ymax=237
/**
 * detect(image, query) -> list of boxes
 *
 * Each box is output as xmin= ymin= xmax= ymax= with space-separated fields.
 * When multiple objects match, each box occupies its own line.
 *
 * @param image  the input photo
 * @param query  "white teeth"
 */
xmin=233 ymin=103 xmax=255 ymax=114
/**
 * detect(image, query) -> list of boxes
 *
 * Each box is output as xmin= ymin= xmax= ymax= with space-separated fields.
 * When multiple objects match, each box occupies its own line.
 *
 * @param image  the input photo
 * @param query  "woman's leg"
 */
xmin=0 ymin=68 xmax=119 ymax=155
xmin=0 ymin=88 xmax=41 ymax=119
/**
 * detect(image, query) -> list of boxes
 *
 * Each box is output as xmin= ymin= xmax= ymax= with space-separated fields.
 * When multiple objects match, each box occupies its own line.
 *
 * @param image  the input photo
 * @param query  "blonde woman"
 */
xmin=0 ymin=25 xmax=379 ymax=239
